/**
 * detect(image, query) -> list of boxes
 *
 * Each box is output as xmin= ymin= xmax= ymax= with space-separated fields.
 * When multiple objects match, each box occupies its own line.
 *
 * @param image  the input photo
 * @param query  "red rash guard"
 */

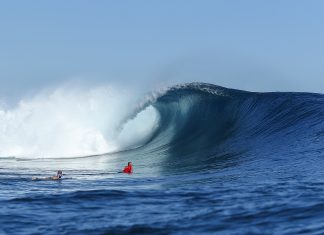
xmin=123 ymin=165 xmax=133 ymax=174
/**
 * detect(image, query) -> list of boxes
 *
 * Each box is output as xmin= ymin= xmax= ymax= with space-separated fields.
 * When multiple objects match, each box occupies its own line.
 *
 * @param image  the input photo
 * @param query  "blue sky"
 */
xmin=1 ymin=0 xmax=324 ymax=98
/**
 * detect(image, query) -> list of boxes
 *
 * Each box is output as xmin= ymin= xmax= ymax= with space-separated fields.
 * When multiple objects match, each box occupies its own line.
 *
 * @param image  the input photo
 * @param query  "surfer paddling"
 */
xmin=122 ymin=162 xmax=133 ymax=174
xmin=32 ymin=170 xmax=63 ymax=181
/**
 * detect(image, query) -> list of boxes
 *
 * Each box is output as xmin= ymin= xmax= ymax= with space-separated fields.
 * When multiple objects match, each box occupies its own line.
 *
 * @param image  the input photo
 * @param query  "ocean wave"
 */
xmin=1 ymin=82 xmax=324 ymax=165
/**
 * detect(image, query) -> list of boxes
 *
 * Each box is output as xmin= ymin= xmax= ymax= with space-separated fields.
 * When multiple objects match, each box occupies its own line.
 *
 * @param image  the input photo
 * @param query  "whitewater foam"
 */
xmin=0 ymin=85 xmax=158 ymax=158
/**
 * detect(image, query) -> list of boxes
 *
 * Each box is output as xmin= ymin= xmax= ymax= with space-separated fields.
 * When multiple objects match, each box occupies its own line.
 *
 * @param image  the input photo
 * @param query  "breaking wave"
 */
xmin=1 ymin=82 xmax=324 ymax=167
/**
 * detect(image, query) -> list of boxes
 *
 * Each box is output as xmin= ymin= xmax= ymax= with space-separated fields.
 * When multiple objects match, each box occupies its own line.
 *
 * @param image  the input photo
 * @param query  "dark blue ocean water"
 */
xmin=1 ymin=83 xmax=324 ymax=234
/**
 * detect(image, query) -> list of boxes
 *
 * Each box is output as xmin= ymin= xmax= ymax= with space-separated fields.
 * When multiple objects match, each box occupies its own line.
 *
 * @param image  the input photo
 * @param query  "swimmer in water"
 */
xmin=122 ymin=162 xmax=133 ymax=174
xmin=32 ymin=170 xmax=63 ymax=181
xmin=52 ymin=170 xmax=63 ymax=180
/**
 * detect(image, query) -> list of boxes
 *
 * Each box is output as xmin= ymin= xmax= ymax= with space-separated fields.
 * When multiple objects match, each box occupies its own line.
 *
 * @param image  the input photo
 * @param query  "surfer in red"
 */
xmin=122 ymin=162 xmax=133 ymax=174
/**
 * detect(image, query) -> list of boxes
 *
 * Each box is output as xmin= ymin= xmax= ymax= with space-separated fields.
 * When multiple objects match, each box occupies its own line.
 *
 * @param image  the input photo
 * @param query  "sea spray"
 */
xmin=0 ymin=84 xmax=158 ymax=158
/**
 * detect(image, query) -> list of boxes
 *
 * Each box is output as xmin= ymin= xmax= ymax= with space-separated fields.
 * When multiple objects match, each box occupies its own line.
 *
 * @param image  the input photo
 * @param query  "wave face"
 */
xmin=122 ymin=83 xmax=324 ymax=173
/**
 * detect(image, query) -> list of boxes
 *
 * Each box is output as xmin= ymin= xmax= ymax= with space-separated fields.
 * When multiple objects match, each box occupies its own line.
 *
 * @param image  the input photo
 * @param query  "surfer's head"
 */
xmin=128 ymin=162 xmax=132 ymax=166
xmin=57 ymin=170 xmax=63 ymax=178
